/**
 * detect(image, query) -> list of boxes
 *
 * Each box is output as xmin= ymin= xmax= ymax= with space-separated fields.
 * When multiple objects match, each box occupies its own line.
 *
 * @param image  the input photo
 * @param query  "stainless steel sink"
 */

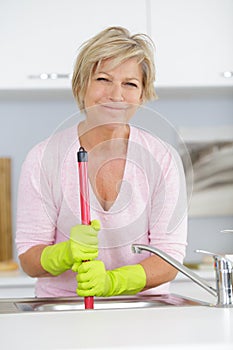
xmin=0 ymin=294 xmax=210 ymax=314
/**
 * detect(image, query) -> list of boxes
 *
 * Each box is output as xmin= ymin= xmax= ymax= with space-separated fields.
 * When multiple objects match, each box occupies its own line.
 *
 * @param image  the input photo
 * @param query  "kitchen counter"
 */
xmin=0 ymin=270 xmax=36 ymax=298
xmin=0 ymin=268 xmax=232 ymax=349
xmin=0 ymin=301 xmax=233 ymax=349
xmin=0 ymin=270 xmax=35 ymax=287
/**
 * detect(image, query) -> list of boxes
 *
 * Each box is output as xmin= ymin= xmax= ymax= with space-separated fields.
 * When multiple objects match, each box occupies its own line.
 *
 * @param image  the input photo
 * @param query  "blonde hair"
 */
xmin=72 ymin=26 xmax=157 ymax=110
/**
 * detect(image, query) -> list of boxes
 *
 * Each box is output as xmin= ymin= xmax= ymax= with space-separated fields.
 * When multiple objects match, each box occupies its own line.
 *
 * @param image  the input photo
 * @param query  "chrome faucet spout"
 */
xmin=132 ymin=244 xmax=233 ymax=307
xmin=132 ymin=244 xmax=217 ymax=297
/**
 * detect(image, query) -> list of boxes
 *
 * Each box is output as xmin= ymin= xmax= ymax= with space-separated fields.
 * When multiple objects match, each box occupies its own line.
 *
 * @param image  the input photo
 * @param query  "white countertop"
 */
xmin=0 ymin=270 xmax=36 ymax=287
xmin=0 ymin=303 xmax=233 ymax=349
xmin=1 ymin=268 xmax=233 ymax=349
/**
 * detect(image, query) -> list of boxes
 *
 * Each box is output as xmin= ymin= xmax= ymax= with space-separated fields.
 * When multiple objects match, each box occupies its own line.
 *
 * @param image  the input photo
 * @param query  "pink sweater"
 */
xmin=16 ymin=125 xmax=187 ymax=297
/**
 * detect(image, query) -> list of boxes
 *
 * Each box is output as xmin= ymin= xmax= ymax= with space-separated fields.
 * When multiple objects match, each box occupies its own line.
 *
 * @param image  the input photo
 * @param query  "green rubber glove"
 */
xmin=76 ymin=260 xmax=146 ymax=297
xmin=40 ymin=220 xmax=100 ymax=276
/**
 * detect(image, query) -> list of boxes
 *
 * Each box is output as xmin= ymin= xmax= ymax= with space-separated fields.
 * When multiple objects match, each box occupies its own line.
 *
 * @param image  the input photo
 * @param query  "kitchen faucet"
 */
xmin=132 ymin=244 xmax=233 ymax=307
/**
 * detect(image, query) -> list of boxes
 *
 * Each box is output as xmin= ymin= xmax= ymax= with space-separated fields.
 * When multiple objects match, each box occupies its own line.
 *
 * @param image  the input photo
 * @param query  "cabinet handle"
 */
xmin=222 ymin=71 xmax=233 ymax=78
xmin=28 ymin=73 xmax=72 ymax=80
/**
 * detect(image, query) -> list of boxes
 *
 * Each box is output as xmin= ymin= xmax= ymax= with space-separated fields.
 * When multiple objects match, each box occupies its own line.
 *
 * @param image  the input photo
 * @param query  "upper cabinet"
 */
xmin=0 ymin=0 xmax=147 ymax=89
xmin=1 ymin=0 xmax=232 ymax=90
xmin=150 ymin=0 xmax=233 ymax=87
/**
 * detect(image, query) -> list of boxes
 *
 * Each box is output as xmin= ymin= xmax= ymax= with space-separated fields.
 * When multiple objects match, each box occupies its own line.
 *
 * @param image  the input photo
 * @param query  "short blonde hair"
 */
xmin=72 ymin=26 xmax=157 ymax=110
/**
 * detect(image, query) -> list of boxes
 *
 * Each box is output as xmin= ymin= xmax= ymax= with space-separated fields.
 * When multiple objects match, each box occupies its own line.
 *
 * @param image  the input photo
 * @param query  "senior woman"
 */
xmin=16 ymin=26 xmax=187 ymax=297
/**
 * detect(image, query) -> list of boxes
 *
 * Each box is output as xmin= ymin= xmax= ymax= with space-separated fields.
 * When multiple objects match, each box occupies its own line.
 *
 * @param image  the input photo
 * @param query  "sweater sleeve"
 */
xmin=15 ymin=142 xmax=57 ymax=256
xmin=149 ymin=144 xmax=188 ymax=263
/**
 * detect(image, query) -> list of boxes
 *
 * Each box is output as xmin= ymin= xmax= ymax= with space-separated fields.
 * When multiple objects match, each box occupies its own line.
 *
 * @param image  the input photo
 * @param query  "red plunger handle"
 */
xmin=77 ymin=147 xmax=94 ymax=310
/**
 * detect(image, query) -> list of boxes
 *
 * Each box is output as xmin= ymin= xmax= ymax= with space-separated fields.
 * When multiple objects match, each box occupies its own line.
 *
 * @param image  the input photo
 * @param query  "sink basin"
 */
xmin=0 ymin=294 xmax=210 ymax=314
xmin=10 ymin=294 xmax=208 ymax=313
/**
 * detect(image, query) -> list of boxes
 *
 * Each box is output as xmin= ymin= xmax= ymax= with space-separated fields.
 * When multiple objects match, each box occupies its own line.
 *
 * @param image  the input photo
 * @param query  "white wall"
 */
xmin=0 ymin=88 xmax=232 ymax=263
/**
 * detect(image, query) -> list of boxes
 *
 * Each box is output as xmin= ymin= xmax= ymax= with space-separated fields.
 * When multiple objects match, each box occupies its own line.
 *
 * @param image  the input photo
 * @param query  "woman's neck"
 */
xmin=78 ymin=121 xmax=130 ymax=152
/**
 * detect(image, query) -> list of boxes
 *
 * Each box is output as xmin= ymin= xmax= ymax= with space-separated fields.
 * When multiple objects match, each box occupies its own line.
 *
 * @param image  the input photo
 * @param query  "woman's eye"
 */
xmin=96 ymin=77 xmax=109 ymax=82
xmin=126 ymin=82 xmax=138 ymax=88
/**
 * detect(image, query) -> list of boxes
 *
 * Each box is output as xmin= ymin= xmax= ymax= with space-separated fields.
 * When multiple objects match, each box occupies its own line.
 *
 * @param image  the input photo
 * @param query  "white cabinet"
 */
xmin=150 ymin=0 xmax=233 ymax=87
xmin=0 ymin=0 xmax=147 ymax=89
xmin=2 ymin=0 xmax=232 ymax=90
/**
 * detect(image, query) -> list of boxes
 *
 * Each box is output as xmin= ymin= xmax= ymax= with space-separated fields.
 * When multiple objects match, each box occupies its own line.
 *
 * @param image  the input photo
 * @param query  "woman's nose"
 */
xmin=109 ymin=83 xmax=124 ymax=101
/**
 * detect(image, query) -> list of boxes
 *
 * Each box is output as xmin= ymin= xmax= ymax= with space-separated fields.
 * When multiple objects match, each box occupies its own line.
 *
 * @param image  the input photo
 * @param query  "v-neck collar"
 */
xmin=77 ymin=124 xmax=134 ymax=214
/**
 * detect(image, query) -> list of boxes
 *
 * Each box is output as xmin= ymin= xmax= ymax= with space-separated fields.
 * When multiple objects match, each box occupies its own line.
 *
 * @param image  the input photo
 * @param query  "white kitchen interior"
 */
xmin=0 ymin=0 xmax=233 ymax=349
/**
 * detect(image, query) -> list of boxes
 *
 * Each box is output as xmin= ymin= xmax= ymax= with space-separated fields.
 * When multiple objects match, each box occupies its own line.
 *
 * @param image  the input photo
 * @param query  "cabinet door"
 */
xmin=150 ymin=0 xmax=233 ymax=87
xmin=0 ymin=0 xmax=147 ymax=89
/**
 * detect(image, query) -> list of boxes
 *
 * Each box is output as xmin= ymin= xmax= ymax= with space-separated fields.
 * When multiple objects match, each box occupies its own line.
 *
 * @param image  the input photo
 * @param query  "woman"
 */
xmin=16 ymin=27 xmax=187 ymax=297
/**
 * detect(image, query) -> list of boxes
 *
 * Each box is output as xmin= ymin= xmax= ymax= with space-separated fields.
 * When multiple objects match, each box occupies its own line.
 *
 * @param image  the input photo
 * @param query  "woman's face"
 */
xmin=83 ymin=58 xmax=143 ymax=127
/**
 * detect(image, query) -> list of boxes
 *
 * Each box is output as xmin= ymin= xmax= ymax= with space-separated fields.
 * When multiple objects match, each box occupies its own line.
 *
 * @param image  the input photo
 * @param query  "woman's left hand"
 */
xmin=76 ymin=260 xmax=146 ymax=297
xmin=76 ymin=260 xmax=111 ymax=297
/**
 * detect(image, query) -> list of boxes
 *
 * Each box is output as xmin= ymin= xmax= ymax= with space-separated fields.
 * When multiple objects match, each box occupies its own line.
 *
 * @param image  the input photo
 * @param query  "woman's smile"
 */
xmin=84 ymin=57 xmax=143 ymax=125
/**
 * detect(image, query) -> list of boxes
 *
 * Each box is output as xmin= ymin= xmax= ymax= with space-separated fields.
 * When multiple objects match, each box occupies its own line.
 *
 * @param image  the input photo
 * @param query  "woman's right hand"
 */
xmin=70 ymin=220 xmax=100 ymax=271
xmin=40 ymin=220 xmax=100 ymax=276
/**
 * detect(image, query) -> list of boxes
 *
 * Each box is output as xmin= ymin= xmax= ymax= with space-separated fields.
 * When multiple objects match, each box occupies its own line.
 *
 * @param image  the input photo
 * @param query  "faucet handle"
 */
xmin=196 ymin=249 xmax=233 ymax=306
xmin=195 ymin=249 xmax=233 ymax=270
